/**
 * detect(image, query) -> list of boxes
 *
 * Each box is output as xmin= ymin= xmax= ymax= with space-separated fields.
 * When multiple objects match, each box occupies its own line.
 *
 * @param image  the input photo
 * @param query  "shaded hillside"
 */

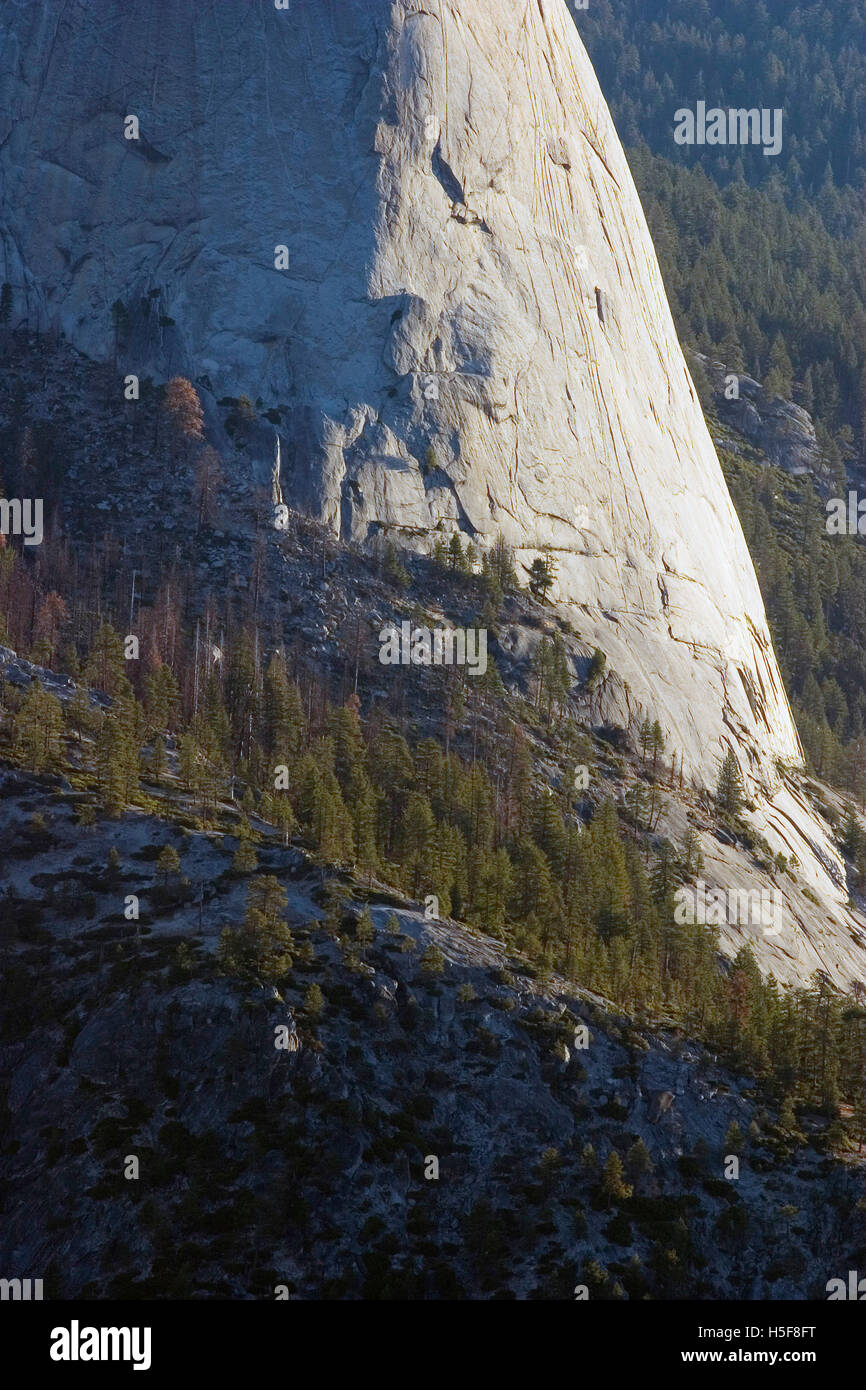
xmin=1 ymin=770 xmax=865 ymax=1300
xmin=574 ymin=0 xmax=866 ymax=192
xmin=571 ymin=2 xmax=866 ymax=449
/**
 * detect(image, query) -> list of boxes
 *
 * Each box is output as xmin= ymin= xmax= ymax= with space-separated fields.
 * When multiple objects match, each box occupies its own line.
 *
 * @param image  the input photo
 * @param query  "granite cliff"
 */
xmin=0 ymin=0 xmax=801 ymax=783
xmin=0 ymin=0 xmax=859 ymax=971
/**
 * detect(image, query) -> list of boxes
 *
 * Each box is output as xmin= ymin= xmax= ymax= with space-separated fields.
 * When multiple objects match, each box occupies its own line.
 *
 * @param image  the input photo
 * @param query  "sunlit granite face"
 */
xmin=0 ymin=0 xmax=802 ymax=794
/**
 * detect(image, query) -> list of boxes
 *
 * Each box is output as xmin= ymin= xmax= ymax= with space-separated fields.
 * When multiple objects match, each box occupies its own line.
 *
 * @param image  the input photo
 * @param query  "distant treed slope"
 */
xmin=720 ymin=446 xmax=866 ymax=792
xmin=571 ymin=2 xmax=866 ymax=446
xmin=573 ymin=0 xmax=866 ymax=191
xmin=629 ymin=150 xmax=866 ymax=444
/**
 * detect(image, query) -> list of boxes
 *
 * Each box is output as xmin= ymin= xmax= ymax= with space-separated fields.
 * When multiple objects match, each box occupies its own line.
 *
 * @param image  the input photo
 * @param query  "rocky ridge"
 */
xmin=0 ymin=770 xmax=863 ymax=1299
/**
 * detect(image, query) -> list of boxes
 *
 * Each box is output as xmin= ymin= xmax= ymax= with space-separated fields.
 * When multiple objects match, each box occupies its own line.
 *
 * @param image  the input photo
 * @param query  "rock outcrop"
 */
xmin=702 ymin=356 xmax=821 ymax=477
xmin=0 ymin=0 xmax=802 ymax=793
xmin=0 ymin=774 xmax=861 ymax=1299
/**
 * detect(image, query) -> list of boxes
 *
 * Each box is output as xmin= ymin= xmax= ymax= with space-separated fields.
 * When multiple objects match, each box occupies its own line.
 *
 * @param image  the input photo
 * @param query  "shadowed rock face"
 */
xmin=0 ymin=763 xmax=859 ymax=1300
xmin=0 ymin=0 xmax=801 ymax=790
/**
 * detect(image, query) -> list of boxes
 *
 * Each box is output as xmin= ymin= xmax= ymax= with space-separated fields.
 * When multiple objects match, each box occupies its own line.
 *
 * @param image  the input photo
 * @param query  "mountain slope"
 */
xmin=0 ymin=0 xmax=802 ymax=798
xmin=1 ymin=772 xmax=863 ymax=1300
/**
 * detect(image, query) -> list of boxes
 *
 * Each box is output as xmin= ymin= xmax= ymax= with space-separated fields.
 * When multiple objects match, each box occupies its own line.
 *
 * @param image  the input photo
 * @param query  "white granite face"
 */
xmin=0 ymin=0 xmax=802 ymax=786
xmin=7 ymin=0 xmax=860 ymax=985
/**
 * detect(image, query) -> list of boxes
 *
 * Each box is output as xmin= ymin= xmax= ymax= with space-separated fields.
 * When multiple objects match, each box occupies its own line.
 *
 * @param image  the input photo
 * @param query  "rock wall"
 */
xmin=0 ymin=0 xmax=803 ymax=792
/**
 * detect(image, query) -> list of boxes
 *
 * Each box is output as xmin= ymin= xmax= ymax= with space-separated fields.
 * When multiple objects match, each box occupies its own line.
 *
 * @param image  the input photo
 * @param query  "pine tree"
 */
xmin=765 ymin=334 xmax=794 ymax=399
xmin=625 ymin=1138 xmax=654 ymax=1188
xmin=528 ymin=553 xmax=556 ymax=602
xmin=178 ymin=731 xmax=203 ymax=794
xmin=400 ymin=791 xmax=434 ymax=894
xmin=537 ymin=1147 xmax=563 ymax=1192
xmin=330 ymin=703 xmax=366 ymax=800
xmin=232 ymin=837 xmax=258 ymax=875
xmin=532 ymin=794 xmax=568 ymax=879
xmin=651 ymin=839 xmax=678 ymax=903
xmin=368 ymin=727 xmax=414 ymax=854
xmin=383 ymin=540 xmax=410 ymax=588
xmin=305 ymin=983 xmax=324 ymax=1016
xmin=314 ymin=773 xmax=355 ymax=864
xmin=531 ymin=637 xmax=552 ymax=711
xmin=716 ymin=749 xmax=744 ymax=821
xmin=66 ymin=687 xmax=93 ymax=743
xmin=682 ymin=825 xmax=704 ymax=876
xmin=627 ymin=778 xmax=647 ymax=829
xmin=511 ymin=835 xmax=561 ymax=928
xmin=355 ymin=908 xmax=375 ymax=946
xmin=270 ymin=792 xmax=297 ymax=847
xmin=639 ymin=717 xmax=653 ymax=761
xmin=447 ymin=533 xmax=468 ymax=574
xmin=294 ymin=752 xmax=324 ymax=830
xmin=464 ymin=763 xmax=495 ymax=851
xmin=599 ymin=1151 xmax=633 ymax=1206
xmin=222 ymin=874 xmax=293 ymax=982
xmin=779 ymin=1094 xmax=798 ymax=1134
xmin=586 ymin=648 xmax=606 ymax=687
xmin=14 ymin=683 xmax=63 ymax=771
xmin=719 ymin=331 xmax=745 ymax=374
xmin=95 ymin=714 xmax=131 ymax=814
xmin=469 ymin=846 xmax=513 ymax=937
xmin=724 ymin=1121 xmax=745 ymax=1155
xmin=156 ymin=844 xmax=181 ymax=889
xmin=650 ymin=719 xmax=665 ymax=772
xmin=351 ymin=781 xmax=379 ymax=882
xmin=200 ymin=674 xmax=231 ymax=760
xmin=489 ymin=534 xmax=518 ymax=592
xmin=580 ymin=1143 xmax=597 ymax=1173
xmin=225 ymin=633 xmax=259 ymax=762
xmin=32 ymin=591 xmax=67 ymax=667
xmin=262 ymin=653 xmax=303 ymax=762
xmin=590 ymin=801 xmax=631 ymax=941
xmin=86 ymin=623 xmax=130 ymax=698
xmin=114 ymin=696 xmax=144 ymax=801
xmin=420 ymin=944 xmax=445 ymax=975
xmin=161 ymin=377 xmax=204 ymax=453
xmin=144 ymin=663 xmax=180 ymax=735
xmin=431 ymin=536 xmax=449 ymax=571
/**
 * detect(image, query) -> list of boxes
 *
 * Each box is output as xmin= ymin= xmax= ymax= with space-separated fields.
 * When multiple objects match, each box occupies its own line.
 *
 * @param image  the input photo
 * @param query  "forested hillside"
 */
xmin=574 ymin=0 xmax=866 ymax=190
xmin=0 ymin=341 xmax=865 ymax=1128
xmin=717 ymin=443 xmax=866 ymax=790
xmin=574 ymin=1 xmax=866 ymax=450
